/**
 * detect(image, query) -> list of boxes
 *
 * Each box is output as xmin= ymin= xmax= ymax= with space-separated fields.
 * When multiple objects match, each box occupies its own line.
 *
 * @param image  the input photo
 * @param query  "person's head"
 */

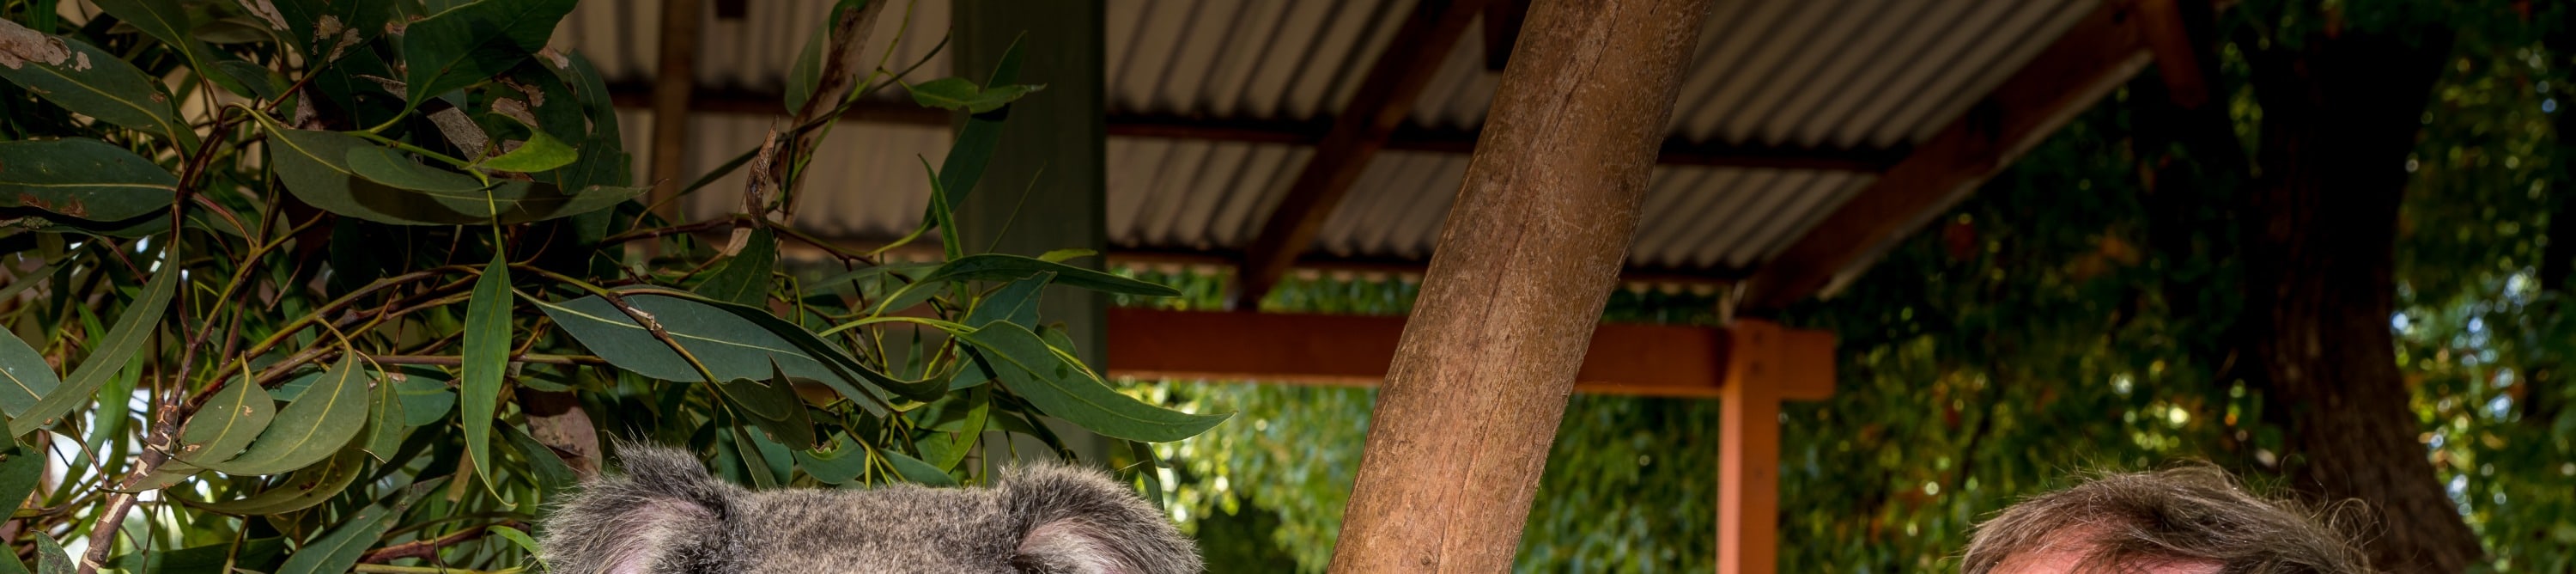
xmin=1960 ymin=465 xmax=2373 ymax=574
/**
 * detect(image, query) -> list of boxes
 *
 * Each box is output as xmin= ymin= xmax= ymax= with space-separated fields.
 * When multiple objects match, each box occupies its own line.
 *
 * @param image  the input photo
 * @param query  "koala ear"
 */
xmin=1001 ymin=464 xmax=1204 ymax=574
xmin=538 ymin=444 xmax=738 ymax=574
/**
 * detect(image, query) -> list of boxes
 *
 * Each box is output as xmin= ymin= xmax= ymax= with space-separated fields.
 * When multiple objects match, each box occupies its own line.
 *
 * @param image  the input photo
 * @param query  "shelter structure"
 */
xmin=558 ymin=1 xmax=2207 ymax=571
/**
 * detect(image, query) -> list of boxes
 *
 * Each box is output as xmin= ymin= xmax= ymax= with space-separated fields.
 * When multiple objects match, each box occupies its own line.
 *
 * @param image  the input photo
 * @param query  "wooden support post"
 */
xmin=646 ymin=0 xmax=704 ymax=223
xmin=1230 ymin=0 xmax=1487 ymax=309
xmin=1325 ymin=0 xmax=1711 ymax=571
xmin=1714 ymin=319 xmax=1831 ymax=574
xmin=952 ymin=0 xmax=1111 ymax=462
xmin=1740 ymin=0 xmax=2160 ymax=308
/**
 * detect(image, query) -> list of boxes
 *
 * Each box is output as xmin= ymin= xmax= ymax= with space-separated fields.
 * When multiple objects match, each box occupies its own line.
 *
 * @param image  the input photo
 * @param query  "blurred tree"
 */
xmin=1133 ymin=2 xmax=2576 ymax=572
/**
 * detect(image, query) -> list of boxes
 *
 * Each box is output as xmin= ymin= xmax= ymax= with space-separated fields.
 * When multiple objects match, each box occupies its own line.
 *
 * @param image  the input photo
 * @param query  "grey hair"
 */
xmin=1960 ymin=464 xmax=2375 ymax=574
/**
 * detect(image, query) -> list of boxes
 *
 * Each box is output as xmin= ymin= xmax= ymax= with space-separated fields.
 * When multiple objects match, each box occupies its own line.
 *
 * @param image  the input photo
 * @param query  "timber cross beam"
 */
xmin=1226 ymin=0 xmax=1490 ymax=310
xmin=1737 ymin=0 xmax=2172 ymax=309
xmin=1102 ymin=308 xmax=1833 ymax=574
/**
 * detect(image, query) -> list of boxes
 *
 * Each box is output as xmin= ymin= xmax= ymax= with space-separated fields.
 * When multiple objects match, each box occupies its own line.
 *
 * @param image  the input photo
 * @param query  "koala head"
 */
xmin=536 ymin=445 xmax=1203 ymax=574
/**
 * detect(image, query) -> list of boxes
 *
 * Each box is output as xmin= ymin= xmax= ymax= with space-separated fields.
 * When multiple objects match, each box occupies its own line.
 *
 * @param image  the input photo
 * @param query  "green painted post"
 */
xmin=951 ymin=0 xmax=1111 ymax=464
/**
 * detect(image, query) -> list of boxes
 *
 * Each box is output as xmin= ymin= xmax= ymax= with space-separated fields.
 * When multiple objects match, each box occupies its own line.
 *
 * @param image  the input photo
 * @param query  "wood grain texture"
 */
xmin=1322 ymin=0 xmax=1712 ymax=571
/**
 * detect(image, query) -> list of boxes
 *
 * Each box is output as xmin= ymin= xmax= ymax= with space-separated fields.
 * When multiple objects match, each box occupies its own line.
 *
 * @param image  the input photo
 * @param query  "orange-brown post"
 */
xmin=1323 ymin=0 xmax=1712 ymax=571
xmin=1716 ymin=320 xmax=1836 ymax=574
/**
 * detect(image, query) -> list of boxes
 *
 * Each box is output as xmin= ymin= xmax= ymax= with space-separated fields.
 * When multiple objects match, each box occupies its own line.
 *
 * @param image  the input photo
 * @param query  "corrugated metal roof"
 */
xmin=556 ymin=0 xmax=2099 ymax=278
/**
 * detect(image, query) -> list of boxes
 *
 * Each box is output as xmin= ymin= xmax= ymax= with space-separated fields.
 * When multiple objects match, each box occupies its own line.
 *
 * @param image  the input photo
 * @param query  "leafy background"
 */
xmin=0 ymin=0 xmax=1226 ymax=571
xmin=1132 ymin=3 xmax=2576 ymax=572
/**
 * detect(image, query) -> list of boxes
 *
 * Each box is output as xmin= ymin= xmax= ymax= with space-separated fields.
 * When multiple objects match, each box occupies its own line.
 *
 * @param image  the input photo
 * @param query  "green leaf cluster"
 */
xmin=0 ymin=1 xmax=1219 ymax=570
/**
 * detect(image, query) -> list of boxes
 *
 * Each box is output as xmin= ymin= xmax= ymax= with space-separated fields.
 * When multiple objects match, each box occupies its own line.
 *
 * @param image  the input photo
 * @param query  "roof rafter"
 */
xmin=1230 ymin=0 xmax=1492 ymax=308
xmin=607 ymin=86 xmax=1905 ymax=171
xmin=1739 ymin=0 xmax=2166 ymax=309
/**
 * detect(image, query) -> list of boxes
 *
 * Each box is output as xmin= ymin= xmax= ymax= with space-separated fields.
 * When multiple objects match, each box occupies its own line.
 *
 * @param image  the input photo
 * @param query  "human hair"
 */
xmin=1959 ymin=464 xmax=2375 ymax=574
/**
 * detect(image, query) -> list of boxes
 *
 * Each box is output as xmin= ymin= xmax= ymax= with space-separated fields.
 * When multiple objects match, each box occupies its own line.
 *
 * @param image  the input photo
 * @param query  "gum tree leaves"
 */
xmin=477 ymin=129 xmax=577 ymax=173
xmin=695 ymin=229 xmax=776 ymax=307
xmin=173 ymin=376 xmax=275 ymax=466
xmin=0 ymin=138 xmax=179 ymax=222
xmin=9 ymin=253 xmax=176 ymax=437
xmin=0 ymin=19 xmax=192 ymax=144
xmin=956 ymin=322 xmax=1229 ymax=443
xmin=252 ymin=113 xmax=645 ymax=225
xmin=905 ymin=77 xmax=1044 ymax=114
xmin=400 ymin=0 xmax=577 ymax=113
xmin=195 ymin=359 xmax=370 ymax=476
xmin=535 ymin=290 xmax=893 ymax=413
xmin=0 ymin=331 xmax=59 ymax=418
xmin=461 ymin=253 xmax=513 ymax=494
xmin=89 ymin=0 xmax=258 ymax=97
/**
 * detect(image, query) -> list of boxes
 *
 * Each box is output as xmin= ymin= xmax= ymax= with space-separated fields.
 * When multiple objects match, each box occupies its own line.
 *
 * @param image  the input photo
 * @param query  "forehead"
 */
xmin=1986 ymin=534 xmax=2225 ymax=574
xmin=738 ymin=487 xmax=1021 ymax=573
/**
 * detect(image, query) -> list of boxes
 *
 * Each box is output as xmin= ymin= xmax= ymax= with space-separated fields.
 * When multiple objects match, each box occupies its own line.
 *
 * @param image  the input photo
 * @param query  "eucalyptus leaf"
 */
xmin=197 ymin=358 xmax=370 ymax=476
xmin=9 ymin=252 xmax=176 ymax=436
xmin=535 ymin=290 xmax=895 ymax=413
xmin=0 ymin=443 xmax=44 ymax=526
xmin=884 ymin=450 xmax=957 ymax=485
xmin=481 ymin=128 xmax=578 ymax=173
xmin=502 ymin=423 xmax=576 ymax=496
xmin=714 ymin=363 xmax=815 ymax=450
xmin=793 ymin=431 xmax=868 ymax=485
xmin=28 ymin=535 xmax=68 ymax=574
xmin=393 ymin=368 xmax=457 ymax=426
xmin=462 ymin=252 xmax=512 ymax=494
xmin=0 ymin=138 xmax=178 ymax=223
xmin=90 ymin=0 xmax=256 ymax=97
xmin=0 ymin=19 xmax=193 ymax=144
xmin=360 ymin=362 xmax=409 ymax=459
xmin=101 ymin=539 xmax=284 ymax=574
xmin=958 ymin=322 xmax=1228 ymax=443
xmin=258 ymin=113 xmax=645 ymax=224
xmin=173 ymin=376 xmax=275 ymax=466
xmin=264 ymin=0 xmax=391 ymax=60
xmin=400 ymin=0 xmax=578 ymax=113
xmin=180 ymin=449 xmax=364 ymax=515
xmin=923 ymin=35 xmax=1026 ymax=222
xmin=905 ymin=76 xmax=1043 ymax=114
xmin=696 ymin=228 xmax=776 ymax=307
xmin=963 ymin=272 xmax=1049 ymax=328
xmin=271 ymin=488 xmax=406 ymax=574
xmin=0 ymin=331 xmax=58 ymax=418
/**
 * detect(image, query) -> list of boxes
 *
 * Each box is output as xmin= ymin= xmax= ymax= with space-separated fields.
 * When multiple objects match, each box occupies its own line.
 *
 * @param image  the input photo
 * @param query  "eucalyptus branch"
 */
xmin=358 ymin=522 xmax=521 ymax=565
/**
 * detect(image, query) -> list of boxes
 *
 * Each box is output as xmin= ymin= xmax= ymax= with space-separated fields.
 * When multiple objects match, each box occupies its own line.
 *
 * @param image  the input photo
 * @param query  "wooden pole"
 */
xmin=1324 ymin=0 xmax=1711 ymax=571
xmin=646 ymin=0 xmax=704 ymax=223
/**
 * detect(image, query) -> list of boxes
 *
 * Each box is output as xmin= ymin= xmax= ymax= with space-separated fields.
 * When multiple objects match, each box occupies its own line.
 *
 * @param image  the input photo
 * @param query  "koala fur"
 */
xmin=537 ymin=445 xmax=1203 ymax=574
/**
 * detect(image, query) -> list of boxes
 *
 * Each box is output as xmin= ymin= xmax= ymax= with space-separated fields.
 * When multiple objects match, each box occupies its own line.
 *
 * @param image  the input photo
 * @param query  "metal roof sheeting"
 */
xmin=557 ymin=0 xmax=2099 ymax=277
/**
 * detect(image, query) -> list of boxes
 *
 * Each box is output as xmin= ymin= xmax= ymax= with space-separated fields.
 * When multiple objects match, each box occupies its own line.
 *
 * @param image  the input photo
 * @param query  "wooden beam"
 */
xmin=646 ymin=0 xmax=705 ymax=224
xmin=1739 ymin=0 xmax=2160 ymax=309
xmin=1105 ymin=308 xmax=1834 ymax=400
xmin=1230 ymin=0 xmax=1489 ymax=310
xmin=606 ymin=87 xmax=1903 ymax=171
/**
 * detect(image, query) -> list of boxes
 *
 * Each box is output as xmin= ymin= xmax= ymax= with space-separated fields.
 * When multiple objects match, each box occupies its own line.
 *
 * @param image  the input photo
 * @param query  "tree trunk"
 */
xmin=1324 ymin=0 xmax=1708 ymax=571
xmin=2239 ymin=28 xmax=2484 ymax=573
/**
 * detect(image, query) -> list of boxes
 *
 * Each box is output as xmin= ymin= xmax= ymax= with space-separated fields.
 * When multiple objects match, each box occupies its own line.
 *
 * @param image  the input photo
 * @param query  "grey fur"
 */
xmin=538 ymin=445 xmax=1203 ymax=574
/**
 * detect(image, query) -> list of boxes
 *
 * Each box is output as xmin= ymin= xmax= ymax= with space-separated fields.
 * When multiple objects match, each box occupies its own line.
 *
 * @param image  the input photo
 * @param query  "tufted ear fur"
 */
xmin=537 ymin=445 xmax=744 ymax=574
xmin=1002 ymin=464 xmax=1203 ymax=574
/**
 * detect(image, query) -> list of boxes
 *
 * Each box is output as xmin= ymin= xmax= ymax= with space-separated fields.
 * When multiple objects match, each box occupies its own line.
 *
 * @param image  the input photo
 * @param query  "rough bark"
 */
xmin=1323 ymin=0 xmax=1709 ymax=571
xmin=2239 ymin=28 xmax=2485 ymax=573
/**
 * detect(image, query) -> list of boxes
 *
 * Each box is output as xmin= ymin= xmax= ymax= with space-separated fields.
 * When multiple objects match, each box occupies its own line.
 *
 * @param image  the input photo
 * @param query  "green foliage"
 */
xmin=0 ymin=0 xmax=1218 ymax=569
xmin=1145 ymin=5 xmax=2575 ymax=572
xmin=1126 ymin=272 xmax=1729 ymax=572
